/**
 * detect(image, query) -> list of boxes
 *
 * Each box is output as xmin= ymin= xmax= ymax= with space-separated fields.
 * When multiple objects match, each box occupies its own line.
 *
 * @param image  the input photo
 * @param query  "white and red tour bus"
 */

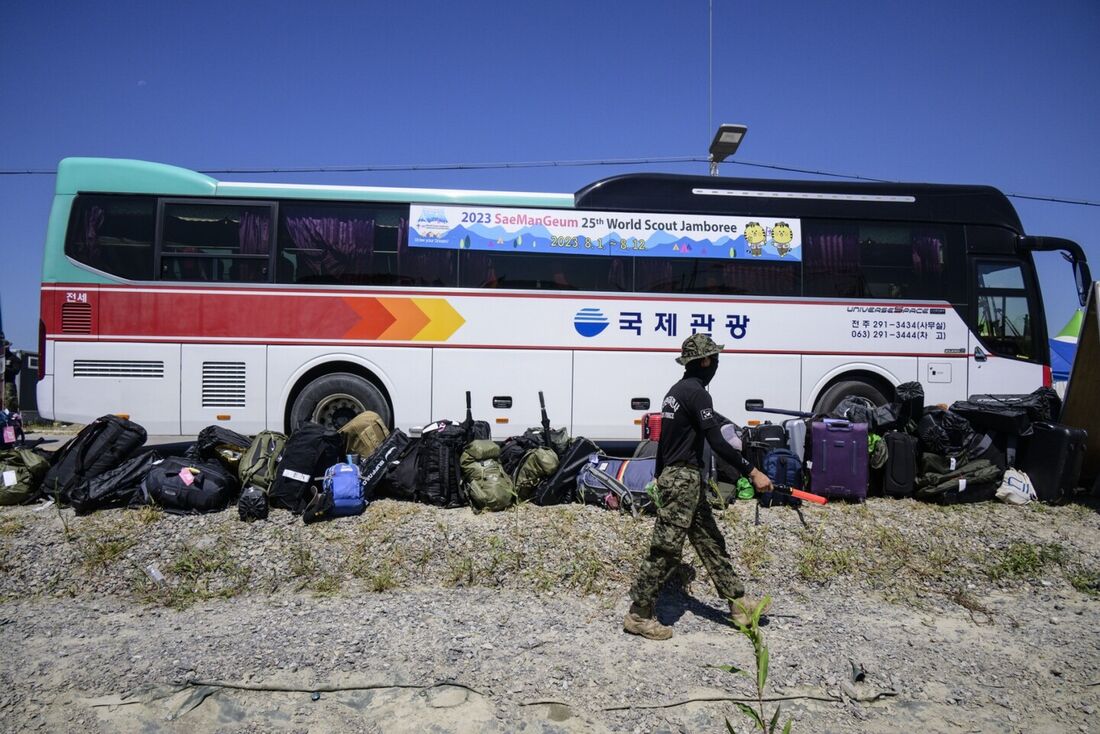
xmin=38 ymin=158 xmax=1091 ymax=440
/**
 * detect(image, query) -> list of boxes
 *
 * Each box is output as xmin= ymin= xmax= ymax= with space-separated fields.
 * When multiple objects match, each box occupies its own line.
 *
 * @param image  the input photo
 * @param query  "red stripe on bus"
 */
xmin=43 ymin=282 xmax=955 ymax=310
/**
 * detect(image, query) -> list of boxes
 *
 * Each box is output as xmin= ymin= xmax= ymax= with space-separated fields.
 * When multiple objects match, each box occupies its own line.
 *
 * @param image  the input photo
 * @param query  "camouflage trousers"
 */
xmin=629 ymin=464 xmax=744 ymax=616
xmin=1 ymin=382 xmax=16 ymax=413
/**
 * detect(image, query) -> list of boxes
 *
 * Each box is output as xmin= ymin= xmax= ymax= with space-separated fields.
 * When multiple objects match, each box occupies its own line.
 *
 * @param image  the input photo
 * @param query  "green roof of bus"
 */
xmin=55 ymin=158 xmax=574 ymax=208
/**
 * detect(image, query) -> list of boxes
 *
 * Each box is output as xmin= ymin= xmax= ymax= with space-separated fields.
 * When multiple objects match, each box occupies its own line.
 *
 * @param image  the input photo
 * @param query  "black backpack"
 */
xmin=268 ymin=423 xmax=343 ymax=513
xmin=415 ymin=420 xmax=468 ymax=508
xmin=40 ymin=415 xmax=147 ymax=503
xmin=69 ymin=450 xmax=160 ymax=515
xmin=141 ymin=456 xmax=238 ymax=514
xmin=238 ymin=485 xmax=269 ymax=521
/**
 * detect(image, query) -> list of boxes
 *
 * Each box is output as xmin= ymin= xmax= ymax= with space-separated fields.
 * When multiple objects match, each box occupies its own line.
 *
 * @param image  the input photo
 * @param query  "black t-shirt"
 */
xmin=656 ymin=376 xmax=723 ymax=471
xmin=656 ymin=374 xmax=756 ymax=477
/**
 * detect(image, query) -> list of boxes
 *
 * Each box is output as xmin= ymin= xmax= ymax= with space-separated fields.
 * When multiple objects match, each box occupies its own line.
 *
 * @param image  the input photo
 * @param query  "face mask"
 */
xmin=698 ymin=359 xmax=719 ymax=385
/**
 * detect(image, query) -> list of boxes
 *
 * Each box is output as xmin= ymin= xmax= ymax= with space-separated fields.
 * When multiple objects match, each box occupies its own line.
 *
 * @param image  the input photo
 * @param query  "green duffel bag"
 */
xmin=512 ymin=447 xmax=559 ymax=503
xmin=0 ymin=448 xmax=50 ymax=505
xmin=238 ymin=431 xmax=287 ymax=491
xmin=461 ymin=440 xmax=514 ymax=512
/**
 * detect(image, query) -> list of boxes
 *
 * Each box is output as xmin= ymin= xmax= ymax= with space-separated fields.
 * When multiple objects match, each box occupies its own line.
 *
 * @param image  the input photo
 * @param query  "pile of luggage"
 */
xmin=0 ymin=385 xmax=1087 ymax=521
xmin=0 ymin=391 xmax=661 ymax=522
xmin=719 ymin=383 xmax=1086 ymax=506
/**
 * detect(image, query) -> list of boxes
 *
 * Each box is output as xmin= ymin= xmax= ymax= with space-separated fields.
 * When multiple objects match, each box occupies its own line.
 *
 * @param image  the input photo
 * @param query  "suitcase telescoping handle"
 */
xmin=465 ymin=391 xmax=473 ymax=424
xmin=744 ymin=399 xmax=813 ymax=419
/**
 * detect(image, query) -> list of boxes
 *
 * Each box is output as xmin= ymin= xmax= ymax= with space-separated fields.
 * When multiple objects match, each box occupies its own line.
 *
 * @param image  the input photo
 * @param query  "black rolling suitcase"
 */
xmin=1017 ymin=422 xmax=1087 ymax=503
xmin=881 ymin=431 xmax=917 ymax=498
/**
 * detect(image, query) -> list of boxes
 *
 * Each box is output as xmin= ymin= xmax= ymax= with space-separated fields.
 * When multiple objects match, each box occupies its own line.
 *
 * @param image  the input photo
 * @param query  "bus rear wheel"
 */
xmin=289 ymin=372 xmax=391 ymax=432
xmin=812 ymin=379 xmax=889 ymax=415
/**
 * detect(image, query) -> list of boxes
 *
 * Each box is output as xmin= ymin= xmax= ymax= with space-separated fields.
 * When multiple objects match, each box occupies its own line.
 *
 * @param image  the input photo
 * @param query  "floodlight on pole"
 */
xmin=708 ymin=123 xmax=747 ymax=176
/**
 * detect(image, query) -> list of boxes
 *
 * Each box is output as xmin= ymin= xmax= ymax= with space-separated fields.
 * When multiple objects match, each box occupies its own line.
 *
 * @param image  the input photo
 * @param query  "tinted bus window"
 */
xmin=277 ymin=204 xmax=456 ymax=286
xmin=65 ymin=195 xmax=156 ymax=280
xmin=160 ymin=202 xmax=273 ymax=283
xmin=802 ymin=221 xmax=965 ymax=303
xmin=635 ymin=258 xmax=799 ymax=296
xmin=458 ymin=251 xmax=630 ymax=291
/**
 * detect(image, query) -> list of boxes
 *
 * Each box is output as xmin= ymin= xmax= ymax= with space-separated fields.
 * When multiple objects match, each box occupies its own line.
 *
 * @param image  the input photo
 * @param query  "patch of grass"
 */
xmin=312 ymin=574 xmax=342 ymax=595
xmin=566 ymin=553 xmax=605 ymax=595
xmin=445 ymin=554 xmax=477 ymax=587
xmin=289 ymin=541 xmax=317 ymax=580
xmin=132 ymin=505 xmax=164 ymax=526
xmin=0 ymin=515 xmax=25 ymax=536
xmin=796 ymin=529 xmax=856 ymax=583
xmin=80 ymin=535 xmax=136 ymax=571
xmin=365 ymin=562 xmax=399 ymax=592
xmin=140 ymin=540 xmax=252 ymax=608
xmin=986 ymin=542 xmax=1065 ymax=581
xmin=740 ymin=526 xmax=772 ymax=576
xmin=1067 ymin=568 xmax=1100 ymax=595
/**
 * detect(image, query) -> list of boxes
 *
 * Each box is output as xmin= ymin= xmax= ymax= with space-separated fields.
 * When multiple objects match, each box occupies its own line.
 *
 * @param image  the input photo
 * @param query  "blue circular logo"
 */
xmin=574 ymin=307 xmax=609 ymax=337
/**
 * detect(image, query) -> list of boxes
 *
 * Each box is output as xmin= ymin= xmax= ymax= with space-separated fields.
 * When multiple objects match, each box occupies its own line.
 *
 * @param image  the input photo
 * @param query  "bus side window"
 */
xmin=160 ymin=202 xmax=272 ymax=283
xmin=65 ymin=195 xmax=156 ymax=281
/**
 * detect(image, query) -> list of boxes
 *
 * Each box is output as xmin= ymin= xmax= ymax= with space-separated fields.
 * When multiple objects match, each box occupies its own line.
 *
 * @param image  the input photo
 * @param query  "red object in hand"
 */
xmin=790 ymin=488 xmax=827 ymax=505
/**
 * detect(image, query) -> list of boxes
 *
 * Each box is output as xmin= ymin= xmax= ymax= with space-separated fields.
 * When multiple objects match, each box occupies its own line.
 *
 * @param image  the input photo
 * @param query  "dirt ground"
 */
xmin=0 ymin=497 xmax=1098 ymax=733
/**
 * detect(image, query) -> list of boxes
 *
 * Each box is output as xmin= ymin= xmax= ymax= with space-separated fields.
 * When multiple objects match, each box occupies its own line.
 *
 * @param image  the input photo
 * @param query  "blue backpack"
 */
xmin=762 ymin=448 xmax=803 ymax=489
xmin=324 ymin=460 xmax=366 ymax=517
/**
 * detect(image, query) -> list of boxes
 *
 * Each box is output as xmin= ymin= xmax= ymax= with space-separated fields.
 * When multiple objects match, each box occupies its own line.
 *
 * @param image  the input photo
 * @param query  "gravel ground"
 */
xmin=1 ymin=495 xmax=1098 ymax=732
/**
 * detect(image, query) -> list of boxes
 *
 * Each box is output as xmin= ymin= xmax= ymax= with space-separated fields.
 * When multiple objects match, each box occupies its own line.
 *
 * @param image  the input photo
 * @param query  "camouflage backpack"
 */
xmin=340 ymin=411 xmax=390 ymax=458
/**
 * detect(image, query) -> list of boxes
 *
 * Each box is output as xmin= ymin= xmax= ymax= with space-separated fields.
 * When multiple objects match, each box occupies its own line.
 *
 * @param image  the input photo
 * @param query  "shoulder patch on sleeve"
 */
xmin=700 ymin=407 xmax=714 ymax=421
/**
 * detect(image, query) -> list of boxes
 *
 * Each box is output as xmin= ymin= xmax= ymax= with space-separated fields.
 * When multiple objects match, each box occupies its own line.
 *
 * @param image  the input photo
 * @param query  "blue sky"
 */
xmin=1 ymin=0 xmax=1097 ymax=351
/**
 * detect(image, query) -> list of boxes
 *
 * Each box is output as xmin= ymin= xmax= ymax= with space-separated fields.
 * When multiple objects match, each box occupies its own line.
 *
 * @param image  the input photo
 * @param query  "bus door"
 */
xmin=967 ymin=259 xmax=1046 ymax=396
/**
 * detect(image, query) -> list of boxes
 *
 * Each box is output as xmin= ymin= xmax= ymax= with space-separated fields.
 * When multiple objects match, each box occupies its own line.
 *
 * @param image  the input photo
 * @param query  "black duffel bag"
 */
xmin=140 ymin=456 xmax=238 ymax=514
xmin=948 ymin=400 xmax=1032 ymax=437
xmin=69 ymin=450 xmax=160 ymax=515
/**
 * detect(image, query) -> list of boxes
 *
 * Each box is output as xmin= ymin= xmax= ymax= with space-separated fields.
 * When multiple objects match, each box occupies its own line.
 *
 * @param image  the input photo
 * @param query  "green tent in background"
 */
xmin=1050 ymin=309 xmax=1083 ymax=382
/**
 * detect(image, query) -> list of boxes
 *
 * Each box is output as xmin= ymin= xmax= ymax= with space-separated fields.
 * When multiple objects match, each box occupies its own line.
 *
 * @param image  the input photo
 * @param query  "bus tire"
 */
xmin=289 ymin=372 xmax=391 ymax=432
xmin=813 ymin=379 xmax=889 ymax=415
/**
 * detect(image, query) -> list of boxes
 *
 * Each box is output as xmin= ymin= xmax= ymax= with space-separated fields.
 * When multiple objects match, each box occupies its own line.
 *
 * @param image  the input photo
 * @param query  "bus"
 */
xmin=38 ymin=157 xmax=1092 ymax=440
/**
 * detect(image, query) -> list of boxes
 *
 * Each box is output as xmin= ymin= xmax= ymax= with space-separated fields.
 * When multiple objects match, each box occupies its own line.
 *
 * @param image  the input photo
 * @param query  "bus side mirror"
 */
xmin=745 ymin=399 xmax=764 ymax=411
xmin=1073 ymin=260 xmax=1092 ymax=308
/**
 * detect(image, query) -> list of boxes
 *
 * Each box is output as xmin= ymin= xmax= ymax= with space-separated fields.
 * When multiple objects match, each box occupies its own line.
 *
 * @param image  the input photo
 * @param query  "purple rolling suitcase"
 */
xmin=810 ymin=419 xmax=868 ymax=501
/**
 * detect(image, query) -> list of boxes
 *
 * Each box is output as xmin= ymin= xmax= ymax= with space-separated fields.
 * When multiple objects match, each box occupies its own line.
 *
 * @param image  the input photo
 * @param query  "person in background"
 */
xmin=623 ymin=333 xmax=773 ymax=641
xmin=2 ymin=339 xmax=21 ymax=412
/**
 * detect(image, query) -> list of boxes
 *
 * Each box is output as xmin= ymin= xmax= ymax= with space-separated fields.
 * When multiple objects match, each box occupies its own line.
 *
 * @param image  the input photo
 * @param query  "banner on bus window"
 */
xmin=408 ymin=205 xmax=802 ymax=262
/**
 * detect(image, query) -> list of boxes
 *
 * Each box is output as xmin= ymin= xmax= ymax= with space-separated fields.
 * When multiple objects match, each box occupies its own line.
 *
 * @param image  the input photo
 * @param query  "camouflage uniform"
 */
xmin=1 ymin=382 xmax=15 ymax=413
xmin=629 ymin=464 xmax=744 ymax=616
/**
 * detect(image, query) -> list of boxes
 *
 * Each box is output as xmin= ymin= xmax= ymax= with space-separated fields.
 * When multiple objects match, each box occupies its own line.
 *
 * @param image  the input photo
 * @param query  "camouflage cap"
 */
xmin=676 ymin=333 xmax=725 ymax=365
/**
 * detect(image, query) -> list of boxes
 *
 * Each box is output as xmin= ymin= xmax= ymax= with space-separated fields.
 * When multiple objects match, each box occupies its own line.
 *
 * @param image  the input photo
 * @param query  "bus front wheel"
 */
xmin=812 ymin=379 xmax=889 ymax=416
xmin=289 ymin=372 xmax=391 ymax=432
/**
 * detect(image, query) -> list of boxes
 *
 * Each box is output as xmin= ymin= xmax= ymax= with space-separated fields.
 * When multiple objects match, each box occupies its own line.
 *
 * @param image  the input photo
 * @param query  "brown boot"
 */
xmin=623 ymin=611 xmax=673 ymax=640
xmin=729 ymin=596 xmax=772 ymax=628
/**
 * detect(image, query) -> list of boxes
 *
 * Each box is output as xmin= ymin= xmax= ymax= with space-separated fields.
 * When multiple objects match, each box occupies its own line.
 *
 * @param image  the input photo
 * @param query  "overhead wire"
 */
xmin=0 ymin=156 xmax=1096 ymax=207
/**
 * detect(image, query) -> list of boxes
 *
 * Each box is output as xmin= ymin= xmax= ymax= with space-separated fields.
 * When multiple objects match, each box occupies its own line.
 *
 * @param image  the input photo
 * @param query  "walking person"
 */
xmin=624 ymin=333 xmax=772 ymax=640
xmin=1 ymin=339 xmax=20 ymax=413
